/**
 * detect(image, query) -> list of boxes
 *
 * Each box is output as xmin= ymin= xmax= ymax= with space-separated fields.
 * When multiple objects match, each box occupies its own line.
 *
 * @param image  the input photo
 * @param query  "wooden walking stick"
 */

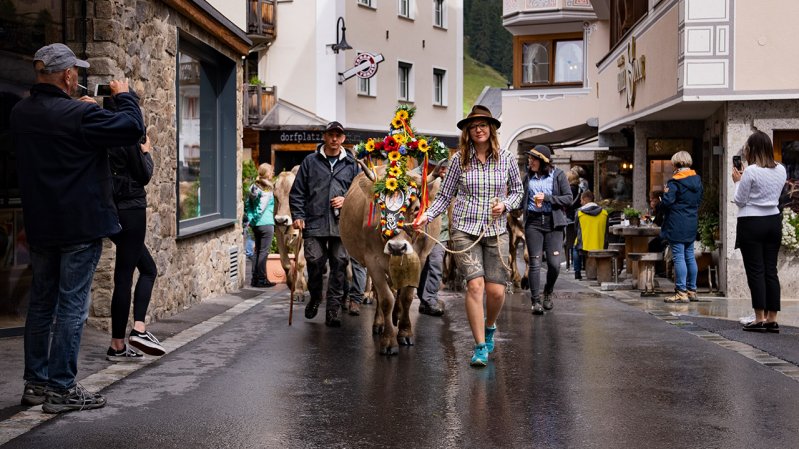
xmin=288 ymin=235 xmax=303 ymax=326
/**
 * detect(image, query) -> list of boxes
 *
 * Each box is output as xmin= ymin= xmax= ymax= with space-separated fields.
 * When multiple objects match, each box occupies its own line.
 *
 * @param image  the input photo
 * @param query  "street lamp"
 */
xmin=330 ymin=17 xmax=352 ymax=54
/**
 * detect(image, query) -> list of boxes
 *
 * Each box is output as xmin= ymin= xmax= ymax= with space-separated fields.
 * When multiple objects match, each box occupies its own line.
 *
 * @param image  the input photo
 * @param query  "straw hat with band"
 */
xmin=457 ymin=105 xmax=501 ymax=130
xmin=527 ymin=144 xmax=552 ymax=164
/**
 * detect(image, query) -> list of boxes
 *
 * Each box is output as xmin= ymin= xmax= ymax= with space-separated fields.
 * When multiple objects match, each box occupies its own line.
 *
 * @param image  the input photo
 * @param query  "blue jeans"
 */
xmin=670 ymin=241 xmax=697 ymax=293
xmin=572 ymin=246 xmax=582 ymax=274
xmin=24 ymin=240 xmax=102 ymax=391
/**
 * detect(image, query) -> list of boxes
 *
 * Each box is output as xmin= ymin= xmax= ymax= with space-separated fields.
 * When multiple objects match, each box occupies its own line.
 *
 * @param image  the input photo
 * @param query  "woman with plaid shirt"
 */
xmin=414 ymin=105 xmax=523 ymax=367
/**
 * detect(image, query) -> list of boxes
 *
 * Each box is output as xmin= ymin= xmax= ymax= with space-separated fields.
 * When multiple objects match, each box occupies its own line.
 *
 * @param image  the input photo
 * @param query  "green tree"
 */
xmin=465 ymin=0 xmax=512 ymax=81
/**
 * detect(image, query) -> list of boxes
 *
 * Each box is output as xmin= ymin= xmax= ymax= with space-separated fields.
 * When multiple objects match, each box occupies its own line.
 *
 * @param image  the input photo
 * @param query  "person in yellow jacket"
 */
xmin=573 ymin=190 xmax=608 ymax=280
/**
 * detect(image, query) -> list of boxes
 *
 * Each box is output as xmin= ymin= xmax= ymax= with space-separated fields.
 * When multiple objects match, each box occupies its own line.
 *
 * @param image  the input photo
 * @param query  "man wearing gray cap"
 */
xmin=11 ymin=43 xmax=145 ymax=413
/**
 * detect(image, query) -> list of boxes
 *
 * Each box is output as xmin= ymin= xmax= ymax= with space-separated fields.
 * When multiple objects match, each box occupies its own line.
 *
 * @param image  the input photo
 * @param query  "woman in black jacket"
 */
xmin=103 ymin=95 xmax=164 ymax=361
xmin=521 ymin=145 xmax=573 ymax=314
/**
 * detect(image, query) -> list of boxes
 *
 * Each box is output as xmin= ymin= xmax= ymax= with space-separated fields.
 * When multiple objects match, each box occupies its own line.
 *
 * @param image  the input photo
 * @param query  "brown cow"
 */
xmin=340 ymin=166 xmax=442 ymax=355
xmin=273 ymin=169 xmax=307 ymax=299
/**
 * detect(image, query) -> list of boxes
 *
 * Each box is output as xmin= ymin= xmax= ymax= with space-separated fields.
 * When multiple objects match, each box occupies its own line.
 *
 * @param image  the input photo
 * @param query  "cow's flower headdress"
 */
xmin=353 ymin=105 xmax=448 ymax=238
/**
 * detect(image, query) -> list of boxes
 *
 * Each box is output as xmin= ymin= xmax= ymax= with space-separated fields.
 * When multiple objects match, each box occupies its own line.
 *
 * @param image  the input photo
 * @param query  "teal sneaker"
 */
xmin=470 ymin=343 xmax=488 ymax=367
xmin=485 ymin=325 xmax=497 ymax=353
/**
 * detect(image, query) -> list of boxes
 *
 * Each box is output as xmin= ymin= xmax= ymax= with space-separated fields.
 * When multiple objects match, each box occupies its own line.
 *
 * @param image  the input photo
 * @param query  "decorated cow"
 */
xmin=340 ymin=105 xmax=448 ymax=355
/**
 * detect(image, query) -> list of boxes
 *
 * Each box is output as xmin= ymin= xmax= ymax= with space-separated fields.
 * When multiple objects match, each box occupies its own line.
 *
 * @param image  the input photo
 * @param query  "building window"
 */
xmin=398 ymin=0 xmax=411 ymax=18
xmin=177 ymin=35 xmax=238 ymax=236
xmin=433 ymin=68 xmax=446 ymax=106
xmin=433 ymin=0 xmax=445 ymax=27
xmin=398 ymin=62 xmax=413 ymax=101
xmin=610 ymin=0 xmax=648 ymax=48
xmin=358 ymin=76 xmax=375 ymax=97
xmin=358 ymin=0 xmax=374 ymax=7
xmin=514 ymin=34 xmax=584 ymax=88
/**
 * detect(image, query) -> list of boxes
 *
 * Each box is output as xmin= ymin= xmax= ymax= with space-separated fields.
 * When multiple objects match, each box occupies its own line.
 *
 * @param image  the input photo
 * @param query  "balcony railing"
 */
xmin=246 ymin=84 xmax=277 ymax=125
xmin=248 ymin=0 xmax=277 ymax=43
xmin=503 ymin=0 xmax=595 ymax=27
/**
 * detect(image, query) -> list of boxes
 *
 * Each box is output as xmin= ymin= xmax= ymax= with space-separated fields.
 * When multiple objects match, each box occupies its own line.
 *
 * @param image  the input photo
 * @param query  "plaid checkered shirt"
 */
xmin=426 ymin=146 xmax=523 ymax=237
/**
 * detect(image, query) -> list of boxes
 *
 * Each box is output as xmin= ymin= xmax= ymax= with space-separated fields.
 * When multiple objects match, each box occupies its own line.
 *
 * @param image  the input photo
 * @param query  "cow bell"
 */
xmin=388 ymin=253 xmax=421 ymax=289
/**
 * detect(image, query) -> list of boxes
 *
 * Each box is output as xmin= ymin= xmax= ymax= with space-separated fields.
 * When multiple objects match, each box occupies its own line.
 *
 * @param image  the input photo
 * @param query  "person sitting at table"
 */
xmin=573 ymin=190 xmax=608 ymax=280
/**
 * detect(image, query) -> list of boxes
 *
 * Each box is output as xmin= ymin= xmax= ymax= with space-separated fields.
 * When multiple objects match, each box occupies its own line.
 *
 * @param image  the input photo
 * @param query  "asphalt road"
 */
xmin=4 ymin=288 xmax=799 ymax=449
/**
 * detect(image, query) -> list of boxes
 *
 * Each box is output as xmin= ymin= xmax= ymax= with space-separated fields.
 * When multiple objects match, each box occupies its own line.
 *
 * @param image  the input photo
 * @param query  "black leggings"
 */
xmin=737 ymin=214 xmax=782 ymax=312
xmin=110 ymin=208 xmax=157 ymax=339
xmin=252 ymin=224 xmax=275 ymax=283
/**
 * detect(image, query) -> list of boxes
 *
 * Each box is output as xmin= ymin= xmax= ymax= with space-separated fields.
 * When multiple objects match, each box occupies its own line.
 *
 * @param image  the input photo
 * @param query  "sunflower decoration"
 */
xmin=385 ymin=178 xmax=399 ymax=192
xmin=350 ymin=105 xmax=450 ymax=238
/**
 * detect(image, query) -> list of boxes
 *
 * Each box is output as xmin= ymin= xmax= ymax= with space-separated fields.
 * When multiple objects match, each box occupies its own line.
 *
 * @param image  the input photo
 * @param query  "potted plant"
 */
xmin=623 ymin=207 xmax=641 ymax=227
xmin=697 ymin=182 xmax=720 ymax=251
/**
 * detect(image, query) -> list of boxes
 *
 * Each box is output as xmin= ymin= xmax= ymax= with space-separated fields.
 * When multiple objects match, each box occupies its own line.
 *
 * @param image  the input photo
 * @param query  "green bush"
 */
xmin=622 ymin=207 xmax=641 ymax=219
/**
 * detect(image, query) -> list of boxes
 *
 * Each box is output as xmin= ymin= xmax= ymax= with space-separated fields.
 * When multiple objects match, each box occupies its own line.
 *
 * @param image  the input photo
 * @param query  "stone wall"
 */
xmin=723 ymin=100 xmax=799 ymax=301
xmin=76 ymin=1 xmax=245 ymax=331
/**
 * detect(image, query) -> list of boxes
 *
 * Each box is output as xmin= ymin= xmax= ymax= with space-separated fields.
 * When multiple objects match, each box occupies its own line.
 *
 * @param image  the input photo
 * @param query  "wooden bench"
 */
xmin=586 ymin=249 xmax=620 ymax=283
xmin=628 ymin=252 xmax=664 ymax=295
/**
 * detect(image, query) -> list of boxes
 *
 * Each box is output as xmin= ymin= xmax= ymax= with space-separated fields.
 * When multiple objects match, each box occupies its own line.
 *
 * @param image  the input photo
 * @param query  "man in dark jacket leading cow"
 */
xmin=12 ymin=43 xmax=145 ymax=413
xmin=290 ymin=121 xmax=360 ymax=327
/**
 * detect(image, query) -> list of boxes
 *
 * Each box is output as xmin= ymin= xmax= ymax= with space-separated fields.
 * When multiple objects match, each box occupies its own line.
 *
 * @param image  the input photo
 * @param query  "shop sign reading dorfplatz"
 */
xmin=617 ymin=37 xmax=646 ymax=108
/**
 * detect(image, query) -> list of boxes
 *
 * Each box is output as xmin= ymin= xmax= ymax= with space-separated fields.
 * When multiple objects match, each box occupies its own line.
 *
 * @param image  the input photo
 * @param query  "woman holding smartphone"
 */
xmin=733 ymin=131 xmax=787 ymax=332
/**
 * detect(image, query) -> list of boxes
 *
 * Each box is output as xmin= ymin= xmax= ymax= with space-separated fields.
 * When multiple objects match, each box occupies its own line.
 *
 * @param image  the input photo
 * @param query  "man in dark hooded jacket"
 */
xmin=289 ymin=121 xmax=359 ymax=327
xmin=660 ymin=151 xmax=703 ymax=303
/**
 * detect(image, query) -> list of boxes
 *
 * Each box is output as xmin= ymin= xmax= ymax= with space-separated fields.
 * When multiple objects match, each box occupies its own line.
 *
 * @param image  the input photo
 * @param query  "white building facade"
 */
xmin=248 ymin=0 xmax=464 ymax=171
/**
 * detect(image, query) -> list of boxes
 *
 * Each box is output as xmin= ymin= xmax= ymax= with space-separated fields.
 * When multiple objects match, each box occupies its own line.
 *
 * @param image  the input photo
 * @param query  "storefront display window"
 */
xmin=597 ymin=151 xmax=633 ymax=205
xmin=0 ymin=0 xmax=65 ymax=332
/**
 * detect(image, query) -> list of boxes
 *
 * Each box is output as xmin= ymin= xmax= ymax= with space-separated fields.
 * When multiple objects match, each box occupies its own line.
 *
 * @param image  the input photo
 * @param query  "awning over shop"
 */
xmin=518 ymin=119 xmax=599 ymax=152
xmin=255 ymin=99 xmax=328 ymax=130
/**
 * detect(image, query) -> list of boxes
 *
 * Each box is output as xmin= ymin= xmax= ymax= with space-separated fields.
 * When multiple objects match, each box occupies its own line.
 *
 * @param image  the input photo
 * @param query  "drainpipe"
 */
xmin=79 ymin=0 xmax=89 ymax=90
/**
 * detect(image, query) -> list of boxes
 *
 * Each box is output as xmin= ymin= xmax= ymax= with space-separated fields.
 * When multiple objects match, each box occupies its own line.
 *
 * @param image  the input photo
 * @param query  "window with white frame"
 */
xmin=398 ymin=0 xmax=410 ymax=18
xmin=357 ymin=76 xmax=376 ymax=96
xmin=398 ymin=62 xmax=413 ymax=101
xmin=433 ymin=68 xmax=446 ymax=106
xmin=433 ymin=0 xmax=445 ymax=27
xmin=358 ymin=0 xmax=374 ymax=7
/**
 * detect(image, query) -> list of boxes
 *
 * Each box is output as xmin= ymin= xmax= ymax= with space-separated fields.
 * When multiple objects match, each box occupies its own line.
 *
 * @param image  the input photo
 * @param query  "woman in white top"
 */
xmin=732 ymin=131 xmax=787 ymax=333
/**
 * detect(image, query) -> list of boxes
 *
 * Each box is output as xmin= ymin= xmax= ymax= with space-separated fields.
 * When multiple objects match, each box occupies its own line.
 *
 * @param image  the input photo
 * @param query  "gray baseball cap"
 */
xmin=34 ymin=43 xmax=90 ymax=73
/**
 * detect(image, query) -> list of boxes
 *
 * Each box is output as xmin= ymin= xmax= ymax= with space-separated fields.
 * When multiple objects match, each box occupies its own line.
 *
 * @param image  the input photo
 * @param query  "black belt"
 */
xmin=527 ymin=211 xmax=552 ymax=217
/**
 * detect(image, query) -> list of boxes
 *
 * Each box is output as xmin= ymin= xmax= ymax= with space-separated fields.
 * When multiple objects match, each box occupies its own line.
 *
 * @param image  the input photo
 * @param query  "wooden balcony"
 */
xmin=503 ymin=0 xmax=597 ymax=27
xmin=247 ymin=0 xmax=276 ymax=44
xmin=246 ymin=84 xmax=277 ymax=125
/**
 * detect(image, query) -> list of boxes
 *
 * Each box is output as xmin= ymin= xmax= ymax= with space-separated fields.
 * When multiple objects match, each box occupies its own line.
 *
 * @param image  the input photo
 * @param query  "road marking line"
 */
xmin=0 ymin=295 xmax=271 ymax=446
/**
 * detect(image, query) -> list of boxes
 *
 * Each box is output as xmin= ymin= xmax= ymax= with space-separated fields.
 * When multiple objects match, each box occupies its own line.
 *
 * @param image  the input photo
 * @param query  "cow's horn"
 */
xmin=355 ymin=157 xmax=376 ymax=182
xmin=346 ymin=148 xmax=376 ymax=182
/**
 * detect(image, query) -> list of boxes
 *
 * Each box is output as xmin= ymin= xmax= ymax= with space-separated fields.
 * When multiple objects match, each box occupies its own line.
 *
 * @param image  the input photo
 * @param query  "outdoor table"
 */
xmin=609 ymin=224 xmax=661 ymax=283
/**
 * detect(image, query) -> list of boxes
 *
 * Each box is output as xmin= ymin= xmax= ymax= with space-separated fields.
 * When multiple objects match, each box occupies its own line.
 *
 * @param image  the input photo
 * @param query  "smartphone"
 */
xmin=732 ymin=155 xmax=742 ymax=171
xmin=94 ymin=84 xmax=112 ymax=97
